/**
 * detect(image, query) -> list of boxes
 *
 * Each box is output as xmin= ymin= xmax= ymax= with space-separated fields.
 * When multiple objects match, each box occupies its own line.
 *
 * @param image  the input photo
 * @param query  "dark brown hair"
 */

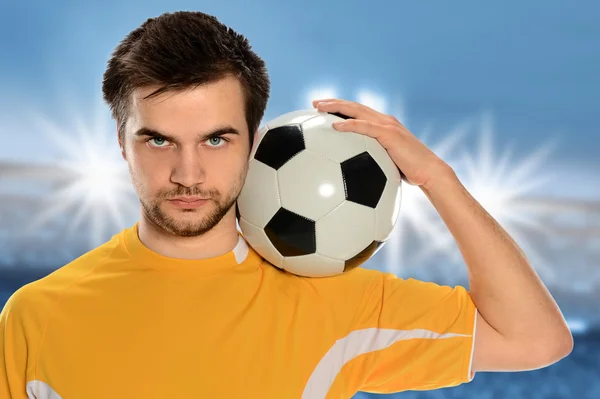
xmin=102 ymin=11 xmax=270 ymax=150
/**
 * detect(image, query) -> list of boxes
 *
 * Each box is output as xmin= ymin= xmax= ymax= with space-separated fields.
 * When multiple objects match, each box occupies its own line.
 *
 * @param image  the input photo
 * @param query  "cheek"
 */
xmin=128 ymin=153 xmax=165 ymax=196
xmin=213 ymin=162 xmax=244 ymax=192
xmin=233 ymin=160 xmax=250 ymax=188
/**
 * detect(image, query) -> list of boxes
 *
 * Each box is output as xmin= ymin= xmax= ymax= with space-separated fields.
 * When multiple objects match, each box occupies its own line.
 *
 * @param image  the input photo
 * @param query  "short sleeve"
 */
xmin=352 ymin=272 xmax=478 ymax=394
xmin=1 ymin=289 xmax=30 ymax=399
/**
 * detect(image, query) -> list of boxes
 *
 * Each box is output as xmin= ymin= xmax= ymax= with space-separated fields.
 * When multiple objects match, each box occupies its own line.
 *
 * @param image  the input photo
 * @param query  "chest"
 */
xmin=32 ymin=282 xmax=347 ymax=399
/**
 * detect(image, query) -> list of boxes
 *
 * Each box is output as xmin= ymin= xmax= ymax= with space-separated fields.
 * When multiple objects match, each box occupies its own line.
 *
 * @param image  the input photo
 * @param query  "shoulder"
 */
xmin=299 ymin=266 xmax=468 ymax=309
xmin=262 ymin=262 xmax=407 ymax=291
xmin=2 ymin=233 xmax=121 ymax=320
xmin=275 ymin=266 xmax=392 ymax=303
xmin=304 ymin=266 xmax=401 ymax=290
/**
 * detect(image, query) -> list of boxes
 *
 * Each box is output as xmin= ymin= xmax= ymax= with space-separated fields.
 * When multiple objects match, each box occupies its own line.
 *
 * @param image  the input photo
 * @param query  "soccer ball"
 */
xmin=236 ymin=109 xmax=402 ymax=277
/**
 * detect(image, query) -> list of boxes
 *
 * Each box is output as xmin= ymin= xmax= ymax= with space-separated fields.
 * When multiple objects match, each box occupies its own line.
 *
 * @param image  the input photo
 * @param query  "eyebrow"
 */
xmin=133 ymin=125 xmax=241 ymax=143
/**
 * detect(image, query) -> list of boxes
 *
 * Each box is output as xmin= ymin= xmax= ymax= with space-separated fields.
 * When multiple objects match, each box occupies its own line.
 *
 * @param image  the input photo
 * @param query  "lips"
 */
xmin=169 ymin=197 xmax=209 ymax=202
xmin=168 ymin=198 xmax=209 ymax=209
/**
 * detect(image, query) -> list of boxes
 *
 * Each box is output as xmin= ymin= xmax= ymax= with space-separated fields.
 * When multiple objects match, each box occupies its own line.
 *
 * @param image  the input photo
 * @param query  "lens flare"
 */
xmin=22 ymin=98 xmax=138 ymax=247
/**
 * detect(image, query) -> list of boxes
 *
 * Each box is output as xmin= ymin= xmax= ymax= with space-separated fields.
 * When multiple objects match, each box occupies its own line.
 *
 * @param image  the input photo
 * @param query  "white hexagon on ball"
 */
xmin=301 ymin=113 xmax=367 ymax=163
xmin=316 ymin=201 xmax=376 ymax=260
xmin=266 ymin=109 xmax=319 ymax=129
xmin=237 ymin=159 xmax=281 ymax=228
xmin=374 ymin=180 xmax=402 ymax=242
xmin=282 ymin=252 xmax=345 ymax=278
xmin=277 ymin=150 xmax=346 ymax=221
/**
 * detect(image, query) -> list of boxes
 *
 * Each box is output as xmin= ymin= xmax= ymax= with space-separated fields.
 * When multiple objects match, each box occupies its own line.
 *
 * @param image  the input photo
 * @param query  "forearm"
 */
xmin=420 ymin=167 xmax=571 ymax=345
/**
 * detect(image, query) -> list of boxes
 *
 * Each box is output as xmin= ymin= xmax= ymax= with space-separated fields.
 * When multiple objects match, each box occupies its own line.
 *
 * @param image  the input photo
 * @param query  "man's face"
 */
xmin=119 ymin=76 xmax=254 ymax=238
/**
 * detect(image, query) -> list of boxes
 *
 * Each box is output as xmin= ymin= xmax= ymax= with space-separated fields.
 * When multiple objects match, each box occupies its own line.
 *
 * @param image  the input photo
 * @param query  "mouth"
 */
xmin=167 ymin=198 xmax=209 ymax=209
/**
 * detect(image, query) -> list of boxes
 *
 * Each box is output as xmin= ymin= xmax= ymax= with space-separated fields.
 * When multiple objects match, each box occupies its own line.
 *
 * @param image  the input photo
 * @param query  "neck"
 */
xmin=137 ymin=212 xmax=240 ymax=261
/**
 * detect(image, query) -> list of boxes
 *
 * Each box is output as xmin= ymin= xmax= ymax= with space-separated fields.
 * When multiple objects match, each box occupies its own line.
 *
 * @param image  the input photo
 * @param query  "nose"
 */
xmin=170 ymin=149 xmax=206 ymax=188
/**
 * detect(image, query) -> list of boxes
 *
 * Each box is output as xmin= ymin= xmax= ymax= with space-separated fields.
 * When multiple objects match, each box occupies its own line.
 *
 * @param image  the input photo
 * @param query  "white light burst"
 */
xmin=355 ymin=89 xmax=388 ymax=113
xmin=22 ymin=97 xmax=139 ymax=247
xmin=392 ymin=110 xmax=560 ymax=283
xmin=452 ymin=111 xmax=561 ymax=281
xmin=384 ymin=118 xmax=471 ymax=275
xmin=304 ymin=86 xmax=338 ymax=108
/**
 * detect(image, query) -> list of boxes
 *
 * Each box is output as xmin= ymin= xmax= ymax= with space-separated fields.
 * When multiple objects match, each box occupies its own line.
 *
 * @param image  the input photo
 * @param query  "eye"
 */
xmin=147 ymin=136 xmax=169 ymax=148
xmin=207 ymin=136 xmax=229 ymax=148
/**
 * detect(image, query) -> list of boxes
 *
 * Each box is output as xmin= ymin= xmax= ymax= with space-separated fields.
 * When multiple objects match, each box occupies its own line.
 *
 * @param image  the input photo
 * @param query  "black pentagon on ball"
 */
xmin=344 ymin=240 xmax=385 ymax=272
xmin=254 ymin=124 xmax=306 ymax=170
xmin=340 ymin=151 xmax=387 ymax=208
xmin=264 ymin=208 xmax=317 ymax=256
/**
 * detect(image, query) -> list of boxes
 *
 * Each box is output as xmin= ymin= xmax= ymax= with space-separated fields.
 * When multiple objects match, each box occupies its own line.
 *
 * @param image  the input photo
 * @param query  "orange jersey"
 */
xmin=1 ymin=223 xmax=476 ymax=398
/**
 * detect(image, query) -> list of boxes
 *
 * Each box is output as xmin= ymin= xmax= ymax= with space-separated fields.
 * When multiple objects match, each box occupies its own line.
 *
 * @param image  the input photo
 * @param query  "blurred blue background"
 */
xmin=1 ymin=0 xmax=599 ymax=398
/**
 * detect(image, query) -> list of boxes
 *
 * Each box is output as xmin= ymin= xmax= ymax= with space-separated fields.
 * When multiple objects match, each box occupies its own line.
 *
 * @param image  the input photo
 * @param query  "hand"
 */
xmin=312 ymin=98 xmax=454 ymax=190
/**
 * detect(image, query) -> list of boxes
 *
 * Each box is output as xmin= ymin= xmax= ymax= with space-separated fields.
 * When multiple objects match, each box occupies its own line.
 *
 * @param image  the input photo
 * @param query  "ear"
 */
xmin=117 ymin=121 xmax=126 ymax=161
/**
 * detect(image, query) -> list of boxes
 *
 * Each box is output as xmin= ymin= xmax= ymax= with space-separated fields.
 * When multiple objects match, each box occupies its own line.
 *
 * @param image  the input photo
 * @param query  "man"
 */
xmin=0 ymin=10 xmax=572 ymax=399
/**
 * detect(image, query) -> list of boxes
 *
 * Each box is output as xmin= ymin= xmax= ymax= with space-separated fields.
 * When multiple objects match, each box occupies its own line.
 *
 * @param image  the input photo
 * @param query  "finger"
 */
xmin=332 ymin=118 xmax=391 ymax=143
xmin=312 ymin=98 xmax=342 ymax=107
xmin=316 ymin=100 xmax=390 ymax=126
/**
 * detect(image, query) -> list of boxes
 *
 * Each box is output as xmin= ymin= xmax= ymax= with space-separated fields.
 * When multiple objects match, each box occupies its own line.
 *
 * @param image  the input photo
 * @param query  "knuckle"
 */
xmin=386 ymin=115 xmax=400 ymax=124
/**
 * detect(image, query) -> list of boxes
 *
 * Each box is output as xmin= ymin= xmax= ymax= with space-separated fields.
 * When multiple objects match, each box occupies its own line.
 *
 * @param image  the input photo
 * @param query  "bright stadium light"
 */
xmin=385 ymin=120 xmax=471 ymax=274
xmin=566 ymin=318 xmax=589 ymax=335
xmin=354 ymin=89 xmax=471 ymax=272
xmin=453 ymin=111 xmax=561 ymax=281
xmin=304 ymin=86 xmax=338 ymax=108
xmin=356 ymin=88 xmax=407 ymax=127
xmin=355 ymin=89 xmax=388 ymax=113
xmin=22 ymin=97 xmax=139 ymax=247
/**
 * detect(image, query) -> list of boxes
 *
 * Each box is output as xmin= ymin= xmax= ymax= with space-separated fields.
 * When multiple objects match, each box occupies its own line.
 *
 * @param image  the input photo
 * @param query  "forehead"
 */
xmin=128 ymin=76 xmax=247 ymax=135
